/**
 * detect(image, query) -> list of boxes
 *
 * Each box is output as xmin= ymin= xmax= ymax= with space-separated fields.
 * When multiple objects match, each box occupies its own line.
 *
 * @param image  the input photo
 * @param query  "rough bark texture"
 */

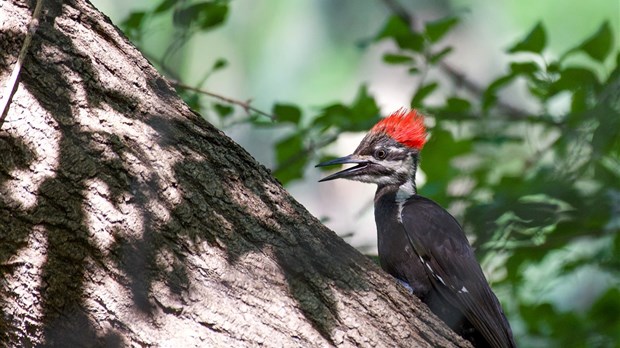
xmin=0 ymin=1 xmax=471 ymax=347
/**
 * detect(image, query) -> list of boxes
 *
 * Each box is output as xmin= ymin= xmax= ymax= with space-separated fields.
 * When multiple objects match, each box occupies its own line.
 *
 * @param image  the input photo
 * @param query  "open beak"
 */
xmin=316 ymin=154 xmax=371 ymax=182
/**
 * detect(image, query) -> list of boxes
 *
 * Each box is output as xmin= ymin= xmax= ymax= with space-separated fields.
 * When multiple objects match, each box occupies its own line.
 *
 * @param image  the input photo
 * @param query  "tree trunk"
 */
xmin=0 ymin=0 xmax=470 ymax=346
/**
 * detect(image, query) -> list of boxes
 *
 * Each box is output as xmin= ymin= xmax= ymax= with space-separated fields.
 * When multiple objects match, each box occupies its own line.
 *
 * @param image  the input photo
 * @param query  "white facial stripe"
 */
xmin=385 ymin=145 xmax=409 ymax=154
xmin=380 ymin=155 xmax=415 ymax=175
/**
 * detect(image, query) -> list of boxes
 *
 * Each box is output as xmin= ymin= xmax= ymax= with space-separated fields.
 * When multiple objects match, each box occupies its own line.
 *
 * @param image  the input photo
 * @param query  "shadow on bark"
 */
xmin=0 ymin=0 xmax=378 ymax=345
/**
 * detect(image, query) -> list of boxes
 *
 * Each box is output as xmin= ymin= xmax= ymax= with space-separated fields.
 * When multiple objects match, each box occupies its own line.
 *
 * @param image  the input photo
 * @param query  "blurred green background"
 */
xmin=92 ymin=1 xmax=620 ymax=347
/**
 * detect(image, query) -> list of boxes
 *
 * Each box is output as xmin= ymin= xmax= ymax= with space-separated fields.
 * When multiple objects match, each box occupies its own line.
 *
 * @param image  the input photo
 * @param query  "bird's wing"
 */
xmin=400 ymin=195 xmax=515 ymax=348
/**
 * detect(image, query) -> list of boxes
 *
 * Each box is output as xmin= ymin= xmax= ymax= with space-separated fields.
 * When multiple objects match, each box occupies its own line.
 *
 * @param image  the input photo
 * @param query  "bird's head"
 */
xmin=317 ymin=109 xmax=427 ymax=186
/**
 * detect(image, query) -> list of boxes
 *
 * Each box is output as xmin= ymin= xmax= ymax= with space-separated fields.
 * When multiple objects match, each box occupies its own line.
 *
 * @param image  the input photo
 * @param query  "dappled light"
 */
xmin=1 ymin=0 xmax=618 ymax=346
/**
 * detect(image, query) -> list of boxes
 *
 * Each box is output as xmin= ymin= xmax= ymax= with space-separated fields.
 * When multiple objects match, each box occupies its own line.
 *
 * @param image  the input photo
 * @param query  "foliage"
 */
xmin=119 ymin=1 xmax=619 ymax=347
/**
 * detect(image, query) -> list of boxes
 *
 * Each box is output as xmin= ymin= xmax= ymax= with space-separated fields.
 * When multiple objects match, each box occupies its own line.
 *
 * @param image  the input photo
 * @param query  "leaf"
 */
xmin=174 ymin=2 xmax=229 ymax=30
xmin=312 ymin=103 xmax=348 ymax=130
xmin=274 ymin=134 xmax=306 ymax=185
xmin=213 ymin=103 xmax=233 ymax=118
xmin=508 ymin=22 xmax=546 ymax=54
xmin=588 ymin=287 xmax=620 ymax=337
xmin=429 ymin=47 xmax=453 ymax=64
xmin=183 ymin=93 xmax=201 ymax=112
xmin=592 ymin=106 xmax=620 ymax=155
xmin=383 ymin=53 xmax=414 ymax=65
xmin=212 ymin=58 xmax=228 ymax=71
xmin=578 ymin=21 xmax=613 ymax=62
xmin=311 ymin=86 xmax=379 ymax=132
xmin=482 ymin=74 xmax=516 ymax=111
xmin=510 ymin=61 xmax=539 ymax=75
xmin=121 ymin=11 xmax=146 ymax=38
xmin=275 ymin=134 xmax=304 ymax=164
xmin=273 ymin=104 xmax=302 ymax=124
xmin=376 ymin=16 xmax=424 ymax=52
xmin=408 ymin=67 xmax=420 ymax=75
xmin=411 ymin=82 xmax=438 ymax=107
xmin=154 ymin=0 xmax=177 ymax=14
xmin=550 ymin=67 xmax=599 ymax=94
xmin=425 ymin=17 xmax=459 ymax=43
xmin=570 ymin=89 xmax=587 ymax=113
xmin=348 ymin=86 xmax=380 ymax=131
xmin=445 ymin=97 xmax=471 ymax=112
xmin=547 ymin=61 xmax=561 ymax=74
xmin=419 ymin=128 xmax=473 ymax=204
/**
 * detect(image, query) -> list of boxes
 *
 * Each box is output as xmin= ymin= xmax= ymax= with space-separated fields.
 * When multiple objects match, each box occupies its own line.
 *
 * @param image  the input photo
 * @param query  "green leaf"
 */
xmin=429 ymin=47 xmax=453 ymax=64
xmin=592 ymin=106 xmax=620 ymax=155
xmin=425 ymin=17 xmax=459 ymax=43
xmin=212 ymin=58 xmax=228 ymax=71
xmin=183 ymin=93 xmax=201 ymax=112
xmin=411 ymin=82 xmax=438 ymax=107
xmin=273 ymin=104 xmax=302 ymax=124
xmin=275 ymin=134 xmax=303 ymax=163
xmin=348 ymin=86 xmax=380 ymax=130
xmin=550 ymin=67 xmax=599 ymax=94
xmin=547 ymin=61 xmax=561 ymax=74
xmin=383 ymin=53 xmax=414 ymax=65
xmin=376 ymin=16 xmax=424 ymax=52
xmin=510 ymin=61 xmax=539 ymax=75
xmin=312 ymin=103 xmax=348 ymax=130
xmin=311 ymin=86 xmax=379 ymax=132
xmin=121 ymin=11 xmax=146 ymax=39
xmin=570 ymin=89 xmax=587 ymax=112
xmin=408 ymin=67 xmax=420 ymax=75
xmin=588 ymin=288 xmax=620 ymax=340
xmin=482 ymin=73 xmax=516 ymax=111
xmin=508 ymin=22 xmax=546 ymax=54
xmin=174 ymin=2 xmax=229 ymax=30
xmin=445 ymin=97 xmax=471 ymax=112
xmin=154 ymin=0 xmax=176 ymax=14
xmin=419 ymin=128 xmax=472 ymax=203
xmin=213 ymin=103 xmax=233 ymax=118
xmin=274 ymin=134 xmax=305 ymax=185
xmin=578 ymin=22 xmax=613 ymax=62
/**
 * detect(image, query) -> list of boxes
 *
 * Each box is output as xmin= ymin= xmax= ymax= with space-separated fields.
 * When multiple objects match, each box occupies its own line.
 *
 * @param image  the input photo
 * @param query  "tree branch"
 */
xmin=438 ymin=62 xmax=529 ymax=119
xmin=169 ymin=80 xmax=276 ymax=121
xmin=0 ymin=0 xmax=44 ymax=128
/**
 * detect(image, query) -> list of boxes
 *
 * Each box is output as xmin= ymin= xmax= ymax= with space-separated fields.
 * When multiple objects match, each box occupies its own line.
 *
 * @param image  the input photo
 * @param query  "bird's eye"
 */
xmin=374 ymin=149 xmax=387 ymax=159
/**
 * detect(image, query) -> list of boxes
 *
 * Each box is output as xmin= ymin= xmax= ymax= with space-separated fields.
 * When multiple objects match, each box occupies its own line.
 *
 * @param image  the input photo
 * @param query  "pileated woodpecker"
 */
xmin=317 ymin=110 xmax=516 ymax=348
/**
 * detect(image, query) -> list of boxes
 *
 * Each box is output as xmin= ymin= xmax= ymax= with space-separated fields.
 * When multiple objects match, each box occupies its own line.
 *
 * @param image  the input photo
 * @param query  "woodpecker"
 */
xmin=317 ymin=110 xmax=516 ymax=348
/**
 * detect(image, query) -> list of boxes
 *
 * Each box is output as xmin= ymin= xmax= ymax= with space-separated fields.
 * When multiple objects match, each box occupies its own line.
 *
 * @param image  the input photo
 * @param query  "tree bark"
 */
xmin=0 ymin=0 xmax=470 ymax=347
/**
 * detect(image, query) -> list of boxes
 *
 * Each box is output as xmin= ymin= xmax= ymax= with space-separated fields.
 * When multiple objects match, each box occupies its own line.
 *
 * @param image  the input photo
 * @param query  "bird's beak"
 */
xmin=316 ymin=154 xmax=370 ymax=182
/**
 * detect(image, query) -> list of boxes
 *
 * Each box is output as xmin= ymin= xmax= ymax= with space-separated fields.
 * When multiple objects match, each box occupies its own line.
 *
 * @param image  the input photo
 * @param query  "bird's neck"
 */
xmin=396 ymin=178 xmax=416 ymax=202
xmin=376 ymin=155 xmax=418 ymax=202
xmin=375 ymin=177 xmax=416 ymax=202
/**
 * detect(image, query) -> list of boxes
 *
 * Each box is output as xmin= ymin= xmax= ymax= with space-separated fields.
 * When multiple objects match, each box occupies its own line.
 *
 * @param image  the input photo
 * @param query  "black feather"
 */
xmin=399 ymin=195 xmax=516 ymax=348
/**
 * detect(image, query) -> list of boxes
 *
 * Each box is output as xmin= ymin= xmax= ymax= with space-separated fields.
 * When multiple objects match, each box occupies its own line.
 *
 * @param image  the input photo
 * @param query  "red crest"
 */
xmin=371 ymin=109 xmax=427 ymax=149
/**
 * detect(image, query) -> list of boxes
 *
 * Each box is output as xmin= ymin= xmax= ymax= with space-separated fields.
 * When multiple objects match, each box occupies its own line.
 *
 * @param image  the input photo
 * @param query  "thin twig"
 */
xmin=169 ymin=80 xmax=276 ymax=121
xmin=438 ymin=61 xmax=528 ymax=118
xmin=0 ymin=0 xmax=44 ymax=128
